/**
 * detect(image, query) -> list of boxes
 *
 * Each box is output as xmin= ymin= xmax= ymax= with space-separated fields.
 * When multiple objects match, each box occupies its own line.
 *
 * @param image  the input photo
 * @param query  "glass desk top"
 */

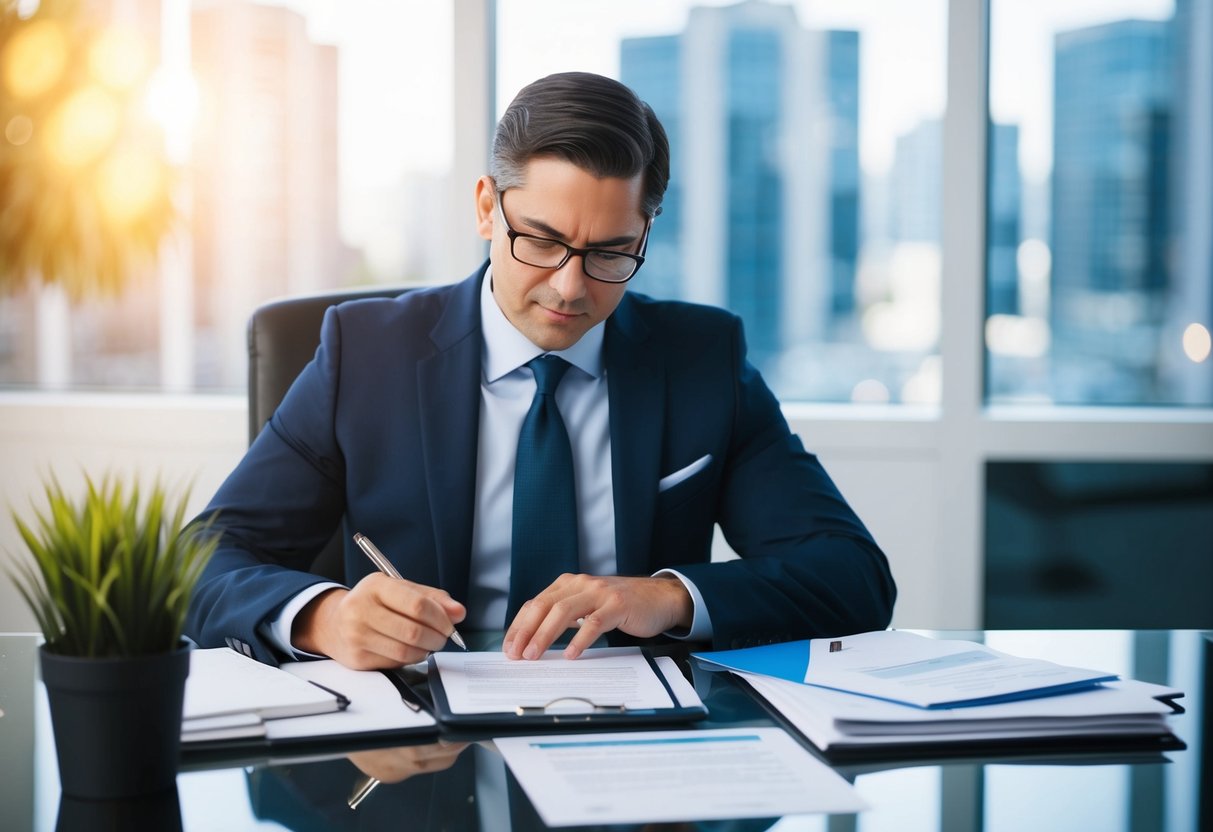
xmin=0 ymin=629 xmax=1207 ymax=831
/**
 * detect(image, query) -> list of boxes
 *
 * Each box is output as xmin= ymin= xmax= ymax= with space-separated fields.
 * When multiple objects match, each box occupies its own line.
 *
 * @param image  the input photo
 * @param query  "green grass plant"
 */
xmin=7 ymin=473 xmax=217 ymax=657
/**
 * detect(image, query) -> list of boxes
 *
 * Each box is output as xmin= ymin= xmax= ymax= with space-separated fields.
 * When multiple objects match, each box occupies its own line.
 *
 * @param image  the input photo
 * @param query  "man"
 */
xmin=185 ymin=72 xmax=896 ymax=670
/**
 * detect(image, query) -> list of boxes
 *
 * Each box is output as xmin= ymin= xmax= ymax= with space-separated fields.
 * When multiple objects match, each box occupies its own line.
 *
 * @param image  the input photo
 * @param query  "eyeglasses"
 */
xmin=495 ymin=190 xmax=649 ymax=284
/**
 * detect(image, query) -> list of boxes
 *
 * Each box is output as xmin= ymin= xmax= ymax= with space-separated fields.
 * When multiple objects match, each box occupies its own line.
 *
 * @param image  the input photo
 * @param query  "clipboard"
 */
xmin=425 ymin=647 xmax=708 ymax=730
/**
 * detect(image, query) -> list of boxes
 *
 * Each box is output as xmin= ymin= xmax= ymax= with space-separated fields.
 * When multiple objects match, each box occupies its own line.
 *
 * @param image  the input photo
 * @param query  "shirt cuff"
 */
xmin=258 ymin=581 xmax=346 ymax=659
xmin=652 ymin=569 xmax=714 ymax=642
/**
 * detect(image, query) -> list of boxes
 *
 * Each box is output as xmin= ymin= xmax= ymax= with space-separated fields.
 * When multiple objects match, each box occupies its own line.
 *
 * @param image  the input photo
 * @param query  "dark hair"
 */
xmin=490 ymin=72 xmax=670 ymax=218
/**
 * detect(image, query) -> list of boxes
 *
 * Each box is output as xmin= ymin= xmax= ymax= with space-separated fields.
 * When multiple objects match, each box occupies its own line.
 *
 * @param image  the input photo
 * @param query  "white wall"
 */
xmin=0 ymin=394 xmax=246 ymax=632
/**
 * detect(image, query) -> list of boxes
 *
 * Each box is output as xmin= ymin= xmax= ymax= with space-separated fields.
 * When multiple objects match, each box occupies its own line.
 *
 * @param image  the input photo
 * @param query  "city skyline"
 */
xmin=1 ymin=0 xmax=1205 ymax=405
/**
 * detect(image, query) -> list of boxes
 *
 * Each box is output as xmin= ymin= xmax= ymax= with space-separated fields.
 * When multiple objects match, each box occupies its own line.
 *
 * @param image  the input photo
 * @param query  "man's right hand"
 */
xmin=291 ymin=573 xmax=466 ymax=669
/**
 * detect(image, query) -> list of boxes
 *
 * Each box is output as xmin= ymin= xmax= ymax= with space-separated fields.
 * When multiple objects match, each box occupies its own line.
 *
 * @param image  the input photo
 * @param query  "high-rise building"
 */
xmin=619 ymin=35 xmax=682 ymax=304
xmin=1165 ymin=0 xmax=1213 ymax=403
xmin=890 ymin=119 xmax=941 ymax=244
xmin=620 ymin=0 xmax=859 ymax=370
xmin=890 ymin=117 xmax=1021 ymax=317
xmin=825 ymin=30 xmax=860 ymax=324
xmin=988 ymin=123 xmax=1022 ymax=317
xmin=1050 ymin=19 xmax=1173 ymax=402
xmin=191 ymin=0 xmax=345 ymax=388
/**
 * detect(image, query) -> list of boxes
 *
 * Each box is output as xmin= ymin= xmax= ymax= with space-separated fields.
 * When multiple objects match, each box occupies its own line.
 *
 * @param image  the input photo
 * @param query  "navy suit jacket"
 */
xmin=186 ymin=264 xmax=895 ymax=663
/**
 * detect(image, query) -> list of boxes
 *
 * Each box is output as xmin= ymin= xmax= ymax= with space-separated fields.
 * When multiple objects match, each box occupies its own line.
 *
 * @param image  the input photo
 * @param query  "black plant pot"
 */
xmin=56 ymin=785 xmax=183 ymax=832
xmin=39 ymin=642 xmax=191 ymax=799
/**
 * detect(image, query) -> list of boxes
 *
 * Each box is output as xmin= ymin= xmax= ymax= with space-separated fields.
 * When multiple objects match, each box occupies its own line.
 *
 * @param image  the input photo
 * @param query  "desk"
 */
xmin=0 ymin=630 xmax=1207 ymax=831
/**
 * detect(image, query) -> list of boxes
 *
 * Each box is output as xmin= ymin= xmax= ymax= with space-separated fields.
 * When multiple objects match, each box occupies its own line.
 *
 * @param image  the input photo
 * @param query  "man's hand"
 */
xmin=292 ymin=573 xmax=466 ymax=669
xmin=346 ymin=741 xmax=469 ymax=784
xmin=502 ymin=573 xmax=693 ymax=660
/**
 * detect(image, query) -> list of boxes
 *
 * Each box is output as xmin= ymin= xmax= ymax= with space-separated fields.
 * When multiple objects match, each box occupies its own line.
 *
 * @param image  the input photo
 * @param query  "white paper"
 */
xmin=181 ymin=711 xmax=266 ymax=744
xmin=495 ymin=728 xmax=866 ymax=826
xmin=654 ymin=655 xmax=704 ymax=708
xmin=183 ymin=647 xmax=344 ymax=720
xmin=432 ymin=647 xmax=676 ymax=714
xmin=273 ymin=660 xmax=436 ymax=740
xmin=802 ymin=631 xmax=1116 ymax=708
xmin=742 ymin=672 xmax=1178 ymax=751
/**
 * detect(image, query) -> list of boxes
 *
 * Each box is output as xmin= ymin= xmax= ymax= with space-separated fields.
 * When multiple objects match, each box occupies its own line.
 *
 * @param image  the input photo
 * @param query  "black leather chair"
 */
xmin=246 ymin=285 xmax=410 ymax=581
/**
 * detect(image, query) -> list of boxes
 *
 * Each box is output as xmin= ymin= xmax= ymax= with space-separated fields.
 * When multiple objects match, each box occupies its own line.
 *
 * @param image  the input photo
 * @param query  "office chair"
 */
xmin=247 ymin=285 xmax=410 ymax=581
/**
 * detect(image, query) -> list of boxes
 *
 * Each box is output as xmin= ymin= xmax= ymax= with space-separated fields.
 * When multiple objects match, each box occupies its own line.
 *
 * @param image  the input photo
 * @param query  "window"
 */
xmin=497 ymin=0 xmax=948 ymax=404
xmin=0 ymin=0 xmax=458 ymax=392
xmin=987 ymin=0 xmax=1213 ymax=405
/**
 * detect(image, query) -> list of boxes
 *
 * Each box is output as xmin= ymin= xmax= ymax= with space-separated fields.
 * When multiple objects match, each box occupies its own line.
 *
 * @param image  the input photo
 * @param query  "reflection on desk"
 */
xmin=0 ymin=630 xmax=1207 ymax=831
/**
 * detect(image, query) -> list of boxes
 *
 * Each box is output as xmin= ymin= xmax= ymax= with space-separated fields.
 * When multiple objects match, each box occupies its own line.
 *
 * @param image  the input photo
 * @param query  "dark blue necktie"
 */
xmin=508 ymin=355 xmax=579 ymax=623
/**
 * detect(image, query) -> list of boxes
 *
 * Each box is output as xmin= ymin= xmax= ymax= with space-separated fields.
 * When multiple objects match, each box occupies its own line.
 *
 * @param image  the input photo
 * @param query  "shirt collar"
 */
xmin=480 ymin=265 xmax=605 ymax=384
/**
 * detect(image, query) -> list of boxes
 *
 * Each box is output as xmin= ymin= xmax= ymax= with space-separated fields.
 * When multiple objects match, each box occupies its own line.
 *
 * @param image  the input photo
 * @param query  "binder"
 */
xmin=183 ymin=648 xmax=349 ymax=723
xmin=425 ymin=647 xmax=708 ymax=729
xmin=182 ymin=658 xmax=440 ymax=753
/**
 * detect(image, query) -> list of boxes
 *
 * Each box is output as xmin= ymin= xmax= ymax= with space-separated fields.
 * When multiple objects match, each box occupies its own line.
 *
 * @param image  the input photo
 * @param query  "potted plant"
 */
xmin=7 ymin=473 xmax=217 ymax=798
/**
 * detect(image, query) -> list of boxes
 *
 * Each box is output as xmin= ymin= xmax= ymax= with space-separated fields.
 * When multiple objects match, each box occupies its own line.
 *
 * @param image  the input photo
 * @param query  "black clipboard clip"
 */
xmin=515 ymin=697 xmax=627 ymax=716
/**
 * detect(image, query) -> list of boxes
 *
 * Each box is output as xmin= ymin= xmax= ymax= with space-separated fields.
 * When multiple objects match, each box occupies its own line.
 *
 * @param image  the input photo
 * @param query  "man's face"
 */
xmin=475 ymin=158 xmax=647 ymax=351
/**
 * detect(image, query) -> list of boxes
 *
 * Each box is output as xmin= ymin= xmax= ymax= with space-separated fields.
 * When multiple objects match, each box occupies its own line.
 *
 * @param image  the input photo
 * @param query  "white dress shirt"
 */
xmin=263 ymin=268 xmax=711 ymax=656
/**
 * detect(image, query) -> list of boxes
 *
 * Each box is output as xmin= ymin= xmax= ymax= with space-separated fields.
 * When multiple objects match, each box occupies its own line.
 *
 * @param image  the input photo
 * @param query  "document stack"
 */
xmin=693 ymin=631 xmax=1185 ymax=758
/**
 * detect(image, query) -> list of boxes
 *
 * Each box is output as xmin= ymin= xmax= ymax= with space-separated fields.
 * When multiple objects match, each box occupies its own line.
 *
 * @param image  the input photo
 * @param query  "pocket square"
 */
xmin=658 ymin=454 xmax=713 ymax=493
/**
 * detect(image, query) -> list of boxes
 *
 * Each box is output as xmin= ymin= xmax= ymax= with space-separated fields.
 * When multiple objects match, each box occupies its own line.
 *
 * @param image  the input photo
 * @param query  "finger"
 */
xmin=358 ymin=573 xmax=466 ymax=632
xmin=563 ymin=609 xmax=614 ymax=659
xmin=335 ymin=630 xmax=431 ymax=669
xmin=344 ymin=592 xmax=449 ymax=658
xmin=344 ymin=616 xmax=439 ymax=669
xmin=422 ymin=740 xmax=469 ymax=758
xmin=503 ymin=599 xmax=544 ymax=659
xmin=409 ymin=582 xmax=468 ymax=625
xmin=367 ymin=607 xmax=450 ymax=655
xmin=521 ymin=593 xmax=595 ymax=660
xmin=563 ymin=584 xmax=629 ymax=659
xmin=374 ymin=583 xmax=463 ymax=646
xmin=439 ymin=595 xmax=467 ymax=624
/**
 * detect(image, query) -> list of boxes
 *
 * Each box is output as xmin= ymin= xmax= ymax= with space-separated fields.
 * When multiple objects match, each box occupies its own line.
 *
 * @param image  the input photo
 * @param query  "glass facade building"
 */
xmin=621 ymin=3 xmax=861 ymax=392
xmin=1050 ymin=19 xmax=1174 ymax=404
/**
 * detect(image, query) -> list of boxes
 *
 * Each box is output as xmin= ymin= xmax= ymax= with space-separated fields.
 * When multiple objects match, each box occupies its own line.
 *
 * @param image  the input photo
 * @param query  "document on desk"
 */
xmin=696 ymin=630 xmax=1117 ymax=708
xmin=273 ymin=659 xmax=438 ymax=741
xmin=495 ymin=728 xmax=866 ymax=826
xmin=740 ymin=673 xmax=1182 ymax=752
xmin=432 ymin=647 xmax=676 ymax=713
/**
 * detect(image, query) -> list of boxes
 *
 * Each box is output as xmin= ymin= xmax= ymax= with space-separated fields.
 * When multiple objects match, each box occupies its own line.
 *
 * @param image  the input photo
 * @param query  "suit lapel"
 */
xmin=417 ymin=268 xmax=485 ymax=604
xmin=605 ymin=296 xmax=664 ymax=577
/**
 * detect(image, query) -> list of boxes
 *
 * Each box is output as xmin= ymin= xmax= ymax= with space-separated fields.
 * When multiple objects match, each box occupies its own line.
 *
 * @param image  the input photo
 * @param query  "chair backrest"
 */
xmin=246 ymin=285 xmax=410 ymax=580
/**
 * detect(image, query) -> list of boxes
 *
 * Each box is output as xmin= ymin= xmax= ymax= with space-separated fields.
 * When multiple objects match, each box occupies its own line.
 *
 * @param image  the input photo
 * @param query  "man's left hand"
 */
xmin=502 ymin=573 xmax=693 ymax=660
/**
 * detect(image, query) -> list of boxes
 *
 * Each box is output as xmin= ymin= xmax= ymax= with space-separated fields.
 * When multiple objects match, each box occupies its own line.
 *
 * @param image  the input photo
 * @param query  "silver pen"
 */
xmin=353 ymin=532 xmax=468 ymax=650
